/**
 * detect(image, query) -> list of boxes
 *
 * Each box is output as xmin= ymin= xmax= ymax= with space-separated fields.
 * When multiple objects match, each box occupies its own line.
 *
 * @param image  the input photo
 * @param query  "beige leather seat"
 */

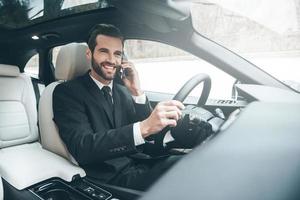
xmin=0 ymin=63 xmax=85 ymax=190
xmin=0 ymin=64 xmax=38 ymax=147
xmin=39 ymin=43 xmax=91 ymax=164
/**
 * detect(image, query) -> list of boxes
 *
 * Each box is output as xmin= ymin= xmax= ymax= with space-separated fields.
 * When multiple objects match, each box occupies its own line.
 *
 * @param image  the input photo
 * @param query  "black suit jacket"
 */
xmin=53 ymin=72 xmax=152 ymax=181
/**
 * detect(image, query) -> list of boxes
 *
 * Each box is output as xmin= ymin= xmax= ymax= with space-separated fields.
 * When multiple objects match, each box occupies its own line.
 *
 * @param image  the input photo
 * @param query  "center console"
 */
xmin=1 ymin=143 xmax=143 ymax=200
xmin=29 ymin=178 xmax=113 ymax=200
xmin=25 ymin=176 xmax=143 ymax=200
xmin=3 ymin=176 xmax=143 ymax=200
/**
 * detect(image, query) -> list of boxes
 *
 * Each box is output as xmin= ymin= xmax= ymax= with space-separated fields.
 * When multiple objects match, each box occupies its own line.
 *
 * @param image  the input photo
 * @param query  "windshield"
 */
xmin=191 ymin=0 xmax=300 ymax=92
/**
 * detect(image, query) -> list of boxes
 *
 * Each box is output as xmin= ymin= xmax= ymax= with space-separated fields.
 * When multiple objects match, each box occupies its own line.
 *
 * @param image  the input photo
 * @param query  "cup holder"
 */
xmin=43 ymin=189 xmax=72 ymax=200
xmin=33 ymin=180 xmax=91 ymax=200
xmin=31 ymin=178 xmax=112 ymax=200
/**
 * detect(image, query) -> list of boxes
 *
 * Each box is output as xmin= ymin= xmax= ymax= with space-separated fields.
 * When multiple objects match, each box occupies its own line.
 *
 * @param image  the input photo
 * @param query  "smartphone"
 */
xmin=115 ymin=52 xmax=129 ymax=84
xmin=119 ymin=67 xmax=130 ymax=79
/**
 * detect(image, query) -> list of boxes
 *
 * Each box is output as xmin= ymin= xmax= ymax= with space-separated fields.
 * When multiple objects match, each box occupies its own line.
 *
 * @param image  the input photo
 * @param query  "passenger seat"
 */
xmin=0 ymin=64 xmax=85 ymax=191
xmin=0 ymin=64 xmax=38 ymax=145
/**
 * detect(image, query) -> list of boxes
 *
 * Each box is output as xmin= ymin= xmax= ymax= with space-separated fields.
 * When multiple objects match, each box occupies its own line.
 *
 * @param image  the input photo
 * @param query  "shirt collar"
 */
xmin=89 ymin=74 xmax=113 ymax=93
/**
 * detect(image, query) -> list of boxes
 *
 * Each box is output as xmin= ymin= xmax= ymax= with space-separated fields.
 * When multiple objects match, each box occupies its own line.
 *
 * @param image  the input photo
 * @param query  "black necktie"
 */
xmin=102 ymin=86 xmax=113 ymax=111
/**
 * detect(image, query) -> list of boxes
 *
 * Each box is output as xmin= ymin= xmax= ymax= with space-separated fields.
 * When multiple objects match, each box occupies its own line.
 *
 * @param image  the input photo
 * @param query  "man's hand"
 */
xmin=140 ymin=100 xmax=185 ymax=138
xmin=121 ymin=61 xmax=143 ymax=96
xmin=170 ymin=115 xmax=213 ymax=148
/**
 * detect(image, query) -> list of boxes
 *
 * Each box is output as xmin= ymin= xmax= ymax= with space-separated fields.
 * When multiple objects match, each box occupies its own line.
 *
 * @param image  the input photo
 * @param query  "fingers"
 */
xmin=154 ymin=100 xmax=185 ymax=126
xmin=142 ymin=100 xmax=185 ymax=136
xmin=121 ymin=61 xmax=135 ymax=70
xmin=120 ymin=62 xmax=136 ymax=80
xmin=164 ymin=110 xmax=181 ymax=121
xmin=163 ymin=118 xmax=177 ymax=127
xmin=160 ymin=100 xmax=185 ymax=110
xmin=156 ymin=100 xmax=185 ymax=118
xmin=160 ymin=105 xmax=182 ymax=116
xmin=156 ymin=100 xmax=185 ymax=116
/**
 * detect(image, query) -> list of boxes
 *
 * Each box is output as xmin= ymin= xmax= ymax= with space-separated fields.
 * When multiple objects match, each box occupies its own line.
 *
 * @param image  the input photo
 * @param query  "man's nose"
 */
xmin=107 ymin=53 xmax=116 ymax=64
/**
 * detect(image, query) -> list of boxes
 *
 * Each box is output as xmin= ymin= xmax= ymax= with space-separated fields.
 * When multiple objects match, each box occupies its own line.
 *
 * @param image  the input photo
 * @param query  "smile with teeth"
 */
xmin=101 ymin=63 xmax=116 ymax=73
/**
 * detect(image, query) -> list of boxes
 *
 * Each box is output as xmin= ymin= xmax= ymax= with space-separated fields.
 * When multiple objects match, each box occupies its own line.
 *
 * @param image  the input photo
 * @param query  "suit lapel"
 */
xmin=81 ymin=73 xmax=114 ymax=127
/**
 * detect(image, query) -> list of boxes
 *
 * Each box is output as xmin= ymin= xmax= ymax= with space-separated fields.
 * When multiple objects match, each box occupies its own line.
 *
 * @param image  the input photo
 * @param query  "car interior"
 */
xmin=0 ymin=1 xmax=300 ymax=200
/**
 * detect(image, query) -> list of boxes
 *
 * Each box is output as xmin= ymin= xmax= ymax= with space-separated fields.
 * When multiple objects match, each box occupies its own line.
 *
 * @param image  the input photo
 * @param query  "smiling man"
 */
xmin=53 ymin=24 xmax=184 ymax=190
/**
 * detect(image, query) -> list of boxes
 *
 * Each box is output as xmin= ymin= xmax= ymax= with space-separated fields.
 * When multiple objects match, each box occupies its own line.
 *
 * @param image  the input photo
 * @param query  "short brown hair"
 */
xmin=87 ymin=24 xmax=123 ymax=52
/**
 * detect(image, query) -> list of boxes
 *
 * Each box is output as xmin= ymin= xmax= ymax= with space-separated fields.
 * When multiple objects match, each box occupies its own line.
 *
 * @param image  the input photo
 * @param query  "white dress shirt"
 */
xmin=90 ymin=74 xmax=174 ymax=146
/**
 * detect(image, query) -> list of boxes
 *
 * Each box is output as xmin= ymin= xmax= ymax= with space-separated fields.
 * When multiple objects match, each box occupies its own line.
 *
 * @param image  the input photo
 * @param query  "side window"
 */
xmin=24 ymin=54 xmax=39 ymax=78
xmin=124 ymin=40 xmax=235 ymax=100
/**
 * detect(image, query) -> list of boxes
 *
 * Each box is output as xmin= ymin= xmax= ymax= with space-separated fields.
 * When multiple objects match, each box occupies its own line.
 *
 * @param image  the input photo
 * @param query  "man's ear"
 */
xmin=86 ymin=48 xmax=92 ymax=60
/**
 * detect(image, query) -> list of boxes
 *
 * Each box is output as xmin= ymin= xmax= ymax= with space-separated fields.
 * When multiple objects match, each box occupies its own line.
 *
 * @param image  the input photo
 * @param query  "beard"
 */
xmin=91 ymin=57 xmax=116 ymax=81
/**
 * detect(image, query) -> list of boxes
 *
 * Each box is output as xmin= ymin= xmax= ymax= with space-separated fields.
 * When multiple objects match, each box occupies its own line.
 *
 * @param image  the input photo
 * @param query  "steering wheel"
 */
xmin=173 ymin=73 xmax=211 ymax=106
xmin=167 ymin=73 xmax=214 ymax=149
xmin=154 ymin=74 xmax=212 ymax=151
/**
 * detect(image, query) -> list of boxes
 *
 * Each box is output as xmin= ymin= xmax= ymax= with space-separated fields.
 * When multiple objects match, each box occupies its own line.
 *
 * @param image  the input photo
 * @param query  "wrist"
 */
xmin=140 ymin=120 xmax=151 ymax=138
xmin=130 ymin=88 xmax=143 ymax=96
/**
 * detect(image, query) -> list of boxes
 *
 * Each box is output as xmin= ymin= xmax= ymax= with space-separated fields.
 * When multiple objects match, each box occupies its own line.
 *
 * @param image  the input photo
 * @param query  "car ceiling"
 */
xmin=0 ymin=0 xmax=191 ymax=72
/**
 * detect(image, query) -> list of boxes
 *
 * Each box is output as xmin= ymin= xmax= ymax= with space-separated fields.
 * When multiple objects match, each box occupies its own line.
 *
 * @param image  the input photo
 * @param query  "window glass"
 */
xmin=0 ymin=0 xmax=112 ymax=29
xmin=62 ymin=0 xmax=98 ymax=9
xmin=191 ymin=0 xmax=300 ymax=92
xmin=124 ymin=40 xmax=235 ymax=100
xmin=0 ymin=0 xmax=44 ymax=28
xmin=24 ymin=53 xmax=39 ymax=78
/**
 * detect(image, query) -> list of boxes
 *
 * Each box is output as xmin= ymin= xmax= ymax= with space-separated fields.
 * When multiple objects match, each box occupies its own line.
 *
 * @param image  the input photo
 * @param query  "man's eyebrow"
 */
xmin=98 ymin=48 xmax=108 ymax=52
xmin=114 ymin=50 xmax=122 ymax=55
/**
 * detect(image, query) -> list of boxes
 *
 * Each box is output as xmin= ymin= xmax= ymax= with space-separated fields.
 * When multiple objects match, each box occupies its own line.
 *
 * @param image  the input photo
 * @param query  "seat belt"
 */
xmin=31 ymin=77 xmax=44 ymax=143
xmin=31 ymin=77 xmax=41 ymax=110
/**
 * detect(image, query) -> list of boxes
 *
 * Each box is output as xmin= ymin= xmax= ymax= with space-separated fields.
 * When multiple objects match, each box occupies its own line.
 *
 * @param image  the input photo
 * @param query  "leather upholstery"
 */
xmin=0 ymin=65 xmax=38 ymax=148
xmin=39 ymin=43 xmax=90 ymax=163
xmin=55 ymin=43 xmax=91 ymax=80
xmin=0 ymin=64 xmax=20 ymax=77
xmin=0 ymin=143 xmax=85 ymax=190
xmin=0 ymin=62 xmax=85 ymax=190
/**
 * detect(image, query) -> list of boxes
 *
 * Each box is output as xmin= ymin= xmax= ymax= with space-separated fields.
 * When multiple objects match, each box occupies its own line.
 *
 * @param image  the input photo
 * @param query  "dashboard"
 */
xmin=141 ymin=85 xmax=300 ymax=200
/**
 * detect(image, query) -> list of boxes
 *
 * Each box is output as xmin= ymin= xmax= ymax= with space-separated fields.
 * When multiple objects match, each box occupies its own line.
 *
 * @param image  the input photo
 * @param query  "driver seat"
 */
xmin=39 ymin=43 xmax=91 ymax=164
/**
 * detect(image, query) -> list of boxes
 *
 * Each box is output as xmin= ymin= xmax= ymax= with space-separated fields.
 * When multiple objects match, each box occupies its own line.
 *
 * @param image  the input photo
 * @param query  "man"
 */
xmin=53 ymin=24 xmax=184 ymax=190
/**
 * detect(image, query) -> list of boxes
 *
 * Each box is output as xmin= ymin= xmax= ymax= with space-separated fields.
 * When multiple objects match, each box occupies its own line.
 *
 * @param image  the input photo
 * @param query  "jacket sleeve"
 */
xmin=117 ymin=84 xmax=152 ymax=123
xmin=53 ymin=83 xmax=139 ymax=165
xmin=132 ymin=98 xmax=152 ymax=122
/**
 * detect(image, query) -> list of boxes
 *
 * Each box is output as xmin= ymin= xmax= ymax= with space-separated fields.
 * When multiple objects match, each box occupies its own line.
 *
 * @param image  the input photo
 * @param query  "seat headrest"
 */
xmin=55 ymin=43 xmax=91 ymax=80
xmin=0 ymin=64 xmax=20 ymax=77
